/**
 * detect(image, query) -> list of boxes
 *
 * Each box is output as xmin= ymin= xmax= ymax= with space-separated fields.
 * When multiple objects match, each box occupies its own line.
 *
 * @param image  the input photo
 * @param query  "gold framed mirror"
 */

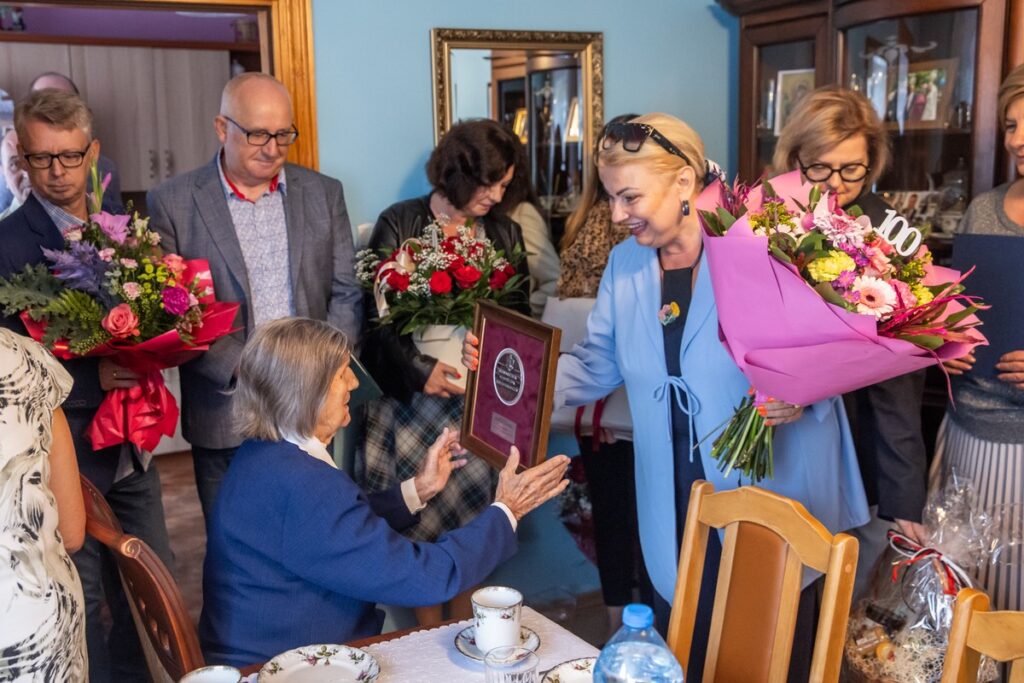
xmin=431 ymin=28 xmax=603 ymax=227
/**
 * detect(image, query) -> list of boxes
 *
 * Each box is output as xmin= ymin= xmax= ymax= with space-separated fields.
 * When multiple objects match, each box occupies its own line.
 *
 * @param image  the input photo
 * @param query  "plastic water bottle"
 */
xmin=592 ymin=604 xmax=684 ymax=682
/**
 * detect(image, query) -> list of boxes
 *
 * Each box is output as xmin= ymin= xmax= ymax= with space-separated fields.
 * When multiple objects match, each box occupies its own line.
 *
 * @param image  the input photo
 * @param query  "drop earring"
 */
xmin=681 ymin=199 xmax=691 ymax=217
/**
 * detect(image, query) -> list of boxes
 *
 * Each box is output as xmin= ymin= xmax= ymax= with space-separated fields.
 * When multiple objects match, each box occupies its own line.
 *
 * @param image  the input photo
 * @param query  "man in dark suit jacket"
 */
xmin=0 ymin=89 xmax=172 ymax=683
xmin=146 ymin=73 xmax=362 ymax=519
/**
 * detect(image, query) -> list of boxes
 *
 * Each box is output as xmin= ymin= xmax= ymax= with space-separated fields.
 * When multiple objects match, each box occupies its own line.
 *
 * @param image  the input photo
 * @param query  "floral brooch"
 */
xmin=658 ymin=302 xmax=680 ymax=326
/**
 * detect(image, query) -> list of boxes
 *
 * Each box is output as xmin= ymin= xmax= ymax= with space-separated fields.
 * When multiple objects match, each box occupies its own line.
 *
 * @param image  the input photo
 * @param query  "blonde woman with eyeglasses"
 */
xmin=466 ymin=113 xmax=868 ymax=681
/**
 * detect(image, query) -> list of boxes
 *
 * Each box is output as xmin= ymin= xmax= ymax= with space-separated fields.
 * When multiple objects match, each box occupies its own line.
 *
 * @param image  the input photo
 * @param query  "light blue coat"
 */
xmin=554 ymin=239 xmax=870 ymax=601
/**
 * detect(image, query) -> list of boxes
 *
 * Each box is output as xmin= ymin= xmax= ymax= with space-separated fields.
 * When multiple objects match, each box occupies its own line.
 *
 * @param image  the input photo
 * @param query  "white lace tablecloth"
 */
xmin=363 ymin=607 xmax=597 ymax=682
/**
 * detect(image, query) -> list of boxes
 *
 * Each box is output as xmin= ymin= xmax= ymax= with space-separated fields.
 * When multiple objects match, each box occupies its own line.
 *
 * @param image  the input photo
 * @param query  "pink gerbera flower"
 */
xmin=852 ymin=275 xmax=897 ymax=320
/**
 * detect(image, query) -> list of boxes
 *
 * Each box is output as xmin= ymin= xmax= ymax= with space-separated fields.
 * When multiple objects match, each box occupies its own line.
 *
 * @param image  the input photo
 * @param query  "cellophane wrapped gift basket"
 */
xmin=844 ymin=471 xmax=1021 ymax=682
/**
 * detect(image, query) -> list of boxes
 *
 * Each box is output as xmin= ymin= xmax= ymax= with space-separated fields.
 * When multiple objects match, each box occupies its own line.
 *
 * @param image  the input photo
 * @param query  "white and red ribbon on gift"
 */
xmin=374 ymin=238 xmax=420 ymax=318
xmin=887 ymin=530 xmax=974 ymax=596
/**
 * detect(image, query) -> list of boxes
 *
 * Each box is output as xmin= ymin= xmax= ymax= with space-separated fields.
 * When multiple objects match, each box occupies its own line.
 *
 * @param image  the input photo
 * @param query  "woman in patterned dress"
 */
xmin=933 ymin=63 xmax=1024 ymax=614
xmin=359 ymin=119 xmax=530 ymax=626
xmin=0 ymin=328 xmax=87 ymax=680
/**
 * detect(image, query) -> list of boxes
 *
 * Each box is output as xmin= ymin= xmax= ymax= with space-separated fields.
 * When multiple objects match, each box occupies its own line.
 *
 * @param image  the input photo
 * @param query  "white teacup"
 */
xmin=472 ymin=586 xmax=523 ymax=655
xmin=178 ymin=665 xmax=242 ymax=683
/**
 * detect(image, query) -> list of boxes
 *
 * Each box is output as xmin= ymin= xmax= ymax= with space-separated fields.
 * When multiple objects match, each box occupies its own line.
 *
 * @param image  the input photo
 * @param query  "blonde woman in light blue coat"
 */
xmin=465 ymin=113 xmax=868 ymax=681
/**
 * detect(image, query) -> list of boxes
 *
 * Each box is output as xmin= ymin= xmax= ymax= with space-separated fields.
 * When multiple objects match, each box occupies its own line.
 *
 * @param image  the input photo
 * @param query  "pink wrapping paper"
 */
xmin=696 ymin=174 xmax=987 ymax=406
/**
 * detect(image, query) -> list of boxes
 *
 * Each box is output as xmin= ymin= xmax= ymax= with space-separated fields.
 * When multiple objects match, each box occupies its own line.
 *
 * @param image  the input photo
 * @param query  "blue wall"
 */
xmin=311 ymin=0 xmax=738 ymax=230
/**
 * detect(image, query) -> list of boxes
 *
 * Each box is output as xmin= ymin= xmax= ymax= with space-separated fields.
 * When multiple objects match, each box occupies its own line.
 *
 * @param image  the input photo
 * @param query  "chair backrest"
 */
xmin=666 ymin=480 xmax=858 ymax=682
xmin=110 ymin=533 xmax=205 ymax=683
xmin=80 ymin=474 xmax=123 ymax=546
xmin=941 ymin=588 xmax=1024 ymax=683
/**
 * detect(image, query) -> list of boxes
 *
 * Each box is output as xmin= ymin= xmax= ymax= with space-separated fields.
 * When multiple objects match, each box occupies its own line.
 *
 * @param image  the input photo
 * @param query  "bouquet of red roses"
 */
xmin=355 ymin=216 xmax=526 ymax=334
xmin=0 ymin=166 xmax=238 ymax=452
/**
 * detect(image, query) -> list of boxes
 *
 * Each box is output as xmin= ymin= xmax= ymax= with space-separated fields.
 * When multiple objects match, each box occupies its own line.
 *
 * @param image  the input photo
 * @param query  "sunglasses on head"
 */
xmin=600 ymin=122 xmax=690 ymax=164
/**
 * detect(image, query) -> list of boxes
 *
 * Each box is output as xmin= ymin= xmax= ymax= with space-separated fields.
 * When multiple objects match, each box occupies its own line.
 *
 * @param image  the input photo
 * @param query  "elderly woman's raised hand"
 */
xmin=494 ymin=447 xmax=570 ymax=521
xmin=414 ymin=427 xmax=469 ymax=503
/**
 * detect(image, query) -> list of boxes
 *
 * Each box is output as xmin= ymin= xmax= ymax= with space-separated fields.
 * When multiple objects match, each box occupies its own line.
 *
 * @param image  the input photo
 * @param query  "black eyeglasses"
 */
xmin=799 ymin=161 xmax=870 ymax=183
xmin=22 ymin=147 xmax=91 ymax=170
xmin=600 ymin=122 xmax=690 ymax=164
xmin=223 ymin=115 xmax=299 ymax=147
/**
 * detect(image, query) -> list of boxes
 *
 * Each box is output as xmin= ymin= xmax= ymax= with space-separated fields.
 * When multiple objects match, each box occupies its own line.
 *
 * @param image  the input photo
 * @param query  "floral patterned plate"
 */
xmin=541 ymin=657 xmax=596 ymax=682
xmin=453 ymin=625 xmax=541 ymax=661
xmin=259 ymin=643 xmax=380 ymax=682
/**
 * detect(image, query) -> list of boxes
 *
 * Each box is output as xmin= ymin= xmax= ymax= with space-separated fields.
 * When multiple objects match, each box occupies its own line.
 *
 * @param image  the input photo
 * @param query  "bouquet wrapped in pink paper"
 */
xmin=695 ymin=170 xmax=987 ymax=482
xmin=0 ymin=165 xmax=239 ymax=452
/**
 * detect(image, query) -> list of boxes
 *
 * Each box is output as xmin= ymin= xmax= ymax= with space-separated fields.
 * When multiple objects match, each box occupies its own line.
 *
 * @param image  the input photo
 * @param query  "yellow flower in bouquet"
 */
xmin=807 ymin=250 xmax=857 ymax=283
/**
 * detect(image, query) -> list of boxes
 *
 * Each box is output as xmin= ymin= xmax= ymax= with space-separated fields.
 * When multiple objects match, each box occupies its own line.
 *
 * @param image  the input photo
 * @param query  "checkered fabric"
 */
xmin=359 ymin=394 xmax=498 ymax=542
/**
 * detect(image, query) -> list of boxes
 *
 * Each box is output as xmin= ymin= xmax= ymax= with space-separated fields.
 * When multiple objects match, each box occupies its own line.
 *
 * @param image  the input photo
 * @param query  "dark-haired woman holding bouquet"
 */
xmin=359 ymin=118 xmax=530 ymax=626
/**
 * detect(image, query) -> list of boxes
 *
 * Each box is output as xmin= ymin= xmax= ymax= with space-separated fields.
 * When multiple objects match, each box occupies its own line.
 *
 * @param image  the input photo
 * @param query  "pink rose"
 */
xmin=162 ymin=253 xmax=186 ymax=277
xmin=98 ymin=248 xmax=116 ymax=262
xmin=120 ymin=258 xmax=138 ymax=269
xmin=866 ymin=247 xmax=892 ymax=277
xmin=102 ymin=304 xmax=140 ymax=339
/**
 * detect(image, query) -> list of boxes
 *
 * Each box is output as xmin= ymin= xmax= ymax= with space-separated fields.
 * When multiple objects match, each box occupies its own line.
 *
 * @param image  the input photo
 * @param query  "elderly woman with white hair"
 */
xmin=200 ymin=316 xmax=570 ymax=669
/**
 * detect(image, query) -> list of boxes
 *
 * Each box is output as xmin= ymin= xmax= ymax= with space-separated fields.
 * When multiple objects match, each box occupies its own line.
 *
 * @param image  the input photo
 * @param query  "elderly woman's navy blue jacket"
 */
xmin=199 ymin=438 xmax=517 ymax=668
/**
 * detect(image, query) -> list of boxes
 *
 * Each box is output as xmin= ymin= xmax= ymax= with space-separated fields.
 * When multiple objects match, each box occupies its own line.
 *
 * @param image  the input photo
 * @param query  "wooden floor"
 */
xmin=153 ymin=450 xmax=610 ymax=647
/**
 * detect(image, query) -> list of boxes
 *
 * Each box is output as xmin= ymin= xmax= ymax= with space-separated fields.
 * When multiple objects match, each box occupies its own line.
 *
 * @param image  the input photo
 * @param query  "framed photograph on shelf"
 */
xmin=462 ymin=301 xmax=560 ymax=471
xmin=890 ymin=58 xmax=958 ymax=131
xmin=774 ymin=68 xmax=815 ymax=135
xmin=512 ymin=107 xmax=528 ymax=144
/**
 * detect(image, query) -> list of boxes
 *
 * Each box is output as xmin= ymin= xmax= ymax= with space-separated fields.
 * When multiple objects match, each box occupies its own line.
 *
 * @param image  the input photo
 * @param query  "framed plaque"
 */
xmin=462 ymin=301 xmax=561 ymax=470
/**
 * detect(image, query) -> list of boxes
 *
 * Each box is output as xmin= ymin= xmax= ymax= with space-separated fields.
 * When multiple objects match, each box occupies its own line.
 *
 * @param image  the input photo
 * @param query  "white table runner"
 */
xmin=363 ymin=606 xmax=598 ymax=682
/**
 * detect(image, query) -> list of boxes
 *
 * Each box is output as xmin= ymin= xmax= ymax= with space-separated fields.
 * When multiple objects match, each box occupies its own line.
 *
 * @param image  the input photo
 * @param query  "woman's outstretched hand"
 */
xmin=462 ymin=331 xmax=480 ymax=372
xmin=494 ymin=447 xmax=570 ymax=521
xmin=414 ymin=427 xmax=468 ymax=503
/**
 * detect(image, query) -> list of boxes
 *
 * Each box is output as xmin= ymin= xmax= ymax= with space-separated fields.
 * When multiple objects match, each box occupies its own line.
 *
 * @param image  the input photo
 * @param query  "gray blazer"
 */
xmin=147 ymin=155 xmax=362 ymax=449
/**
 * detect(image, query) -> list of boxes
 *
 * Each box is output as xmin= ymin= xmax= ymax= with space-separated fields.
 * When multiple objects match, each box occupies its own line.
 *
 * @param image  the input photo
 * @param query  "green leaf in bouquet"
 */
xmin=899 ymin=333 xmax=946 ymax=350
xmin=0 ymin=263 xmax=63 ymax=315
xmin=716 ymin=207 xmax=738 ymax=231
xmin=846 ymin=204 xmax=864 ymax=218
xmin=941 ymin=305 xmax=982 ymax=328
xmin=769 ymin=243 xmax=794 ymax=264
xmin=814 ymin=282 xmax=849 ymax=308
xmin=41 ymin=289 xmax=111 ymax=353
xmin=762 ymin=179 xmax=778 ymax=199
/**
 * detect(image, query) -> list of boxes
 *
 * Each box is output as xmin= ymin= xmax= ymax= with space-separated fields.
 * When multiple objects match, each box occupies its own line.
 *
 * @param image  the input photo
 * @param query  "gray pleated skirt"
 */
xmin=930 ymin=414 xmax=1024 ymax=612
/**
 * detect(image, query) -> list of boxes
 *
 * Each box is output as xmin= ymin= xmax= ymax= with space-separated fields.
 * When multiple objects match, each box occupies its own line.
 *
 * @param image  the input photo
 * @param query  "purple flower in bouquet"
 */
xmin=832 ymin=270 xmax=857 ymax=290
xmin=91 ymin=211 xmax=131 ymax=245
xmin=161 ymin=285 xmax=191 ymax=316
xmin=42 ymin=241 xmax=115 ymax=305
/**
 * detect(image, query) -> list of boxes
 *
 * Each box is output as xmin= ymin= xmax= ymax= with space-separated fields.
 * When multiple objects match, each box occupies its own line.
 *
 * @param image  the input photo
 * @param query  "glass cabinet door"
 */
xmin=739 ymin=13 xmax=828 ymax=180
xmin=842 ymin=9 xmax=979 ymax=244
xmin=755 ymin=40 xmax=817 ymax=174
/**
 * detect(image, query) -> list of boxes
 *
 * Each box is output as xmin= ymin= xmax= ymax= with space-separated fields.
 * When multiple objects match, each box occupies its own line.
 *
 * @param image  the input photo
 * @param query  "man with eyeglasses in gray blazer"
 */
xmin=147 ymin=73 xmax=362 ymax=520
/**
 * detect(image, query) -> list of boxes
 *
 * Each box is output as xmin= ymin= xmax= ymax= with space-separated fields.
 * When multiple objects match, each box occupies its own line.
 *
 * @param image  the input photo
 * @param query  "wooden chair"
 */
xmin=666 ymin=481 xmax=859 ymax=682
xmin=80 ymin=475 xmax=204 ymax=681
xmin=941 ymin=588 xmax=1024 ymax=683
xmin=80 ymin=473 xmax=123 ymax=545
